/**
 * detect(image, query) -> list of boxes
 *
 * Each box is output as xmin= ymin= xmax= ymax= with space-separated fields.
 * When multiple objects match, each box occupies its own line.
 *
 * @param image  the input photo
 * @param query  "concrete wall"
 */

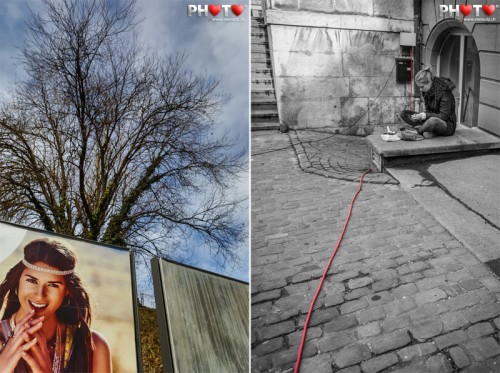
xmin=152 ymin=259 xmax=249 ymax=373
xmin=420 ymin=0 xmax=500 ymax=135
xmin=264 ymin=0 xmax=415 ymax=131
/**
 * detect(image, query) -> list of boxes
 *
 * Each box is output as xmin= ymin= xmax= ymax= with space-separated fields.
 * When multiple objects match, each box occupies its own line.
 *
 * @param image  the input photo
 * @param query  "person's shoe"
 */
xmin=400 ymin=110 xmax=423 ymax=127
xmin=398 ymin=131 xmax=424 ymax=141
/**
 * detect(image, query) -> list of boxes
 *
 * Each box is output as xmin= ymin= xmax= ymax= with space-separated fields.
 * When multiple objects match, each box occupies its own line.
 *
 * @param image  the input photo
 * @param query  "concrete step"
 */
xmin=252 ymin=18 xmax=264 ymax=25
xmin=367 ymin=125 xmax=500 ymax=172
xmin=251 ymin=8 xmax=262 ymax=16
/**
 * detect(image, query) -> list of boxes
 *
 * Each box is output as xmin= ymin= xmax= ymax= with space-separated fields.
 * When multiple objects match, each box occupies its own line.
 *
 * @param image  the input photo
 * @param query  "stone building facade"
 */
xmin=261 ymin=0 xmax=500 ymax=135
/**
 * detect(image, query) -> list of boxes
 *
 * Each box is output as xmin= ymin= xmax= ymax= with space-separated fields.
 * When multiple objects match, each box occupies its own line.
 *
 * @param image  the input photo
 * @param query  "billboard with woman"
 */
xmin=0 ymin=221 xmax=139 ymax=373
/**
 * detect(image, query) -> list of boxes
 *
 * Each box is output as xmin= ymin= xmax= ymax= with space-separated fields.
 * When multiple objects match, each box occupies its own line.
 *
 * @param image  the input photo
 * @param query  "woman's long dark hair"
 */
xmin=0 ymin=238 xmax=93 ymax=372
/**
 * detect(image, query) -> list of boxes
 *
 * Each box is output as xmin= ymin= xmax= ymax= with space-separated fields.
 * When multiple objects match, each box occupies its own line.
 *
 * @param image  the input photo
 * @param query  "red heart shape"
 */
xmin=482 ymin=4 xmax=496 ymax=16
xmin=459 ymin=4 xmax=472 ymax=16
xmin=231 ymin=4 xmax=244 ymax=16
xmin=208 ymin=4 xmax=221 ymax=16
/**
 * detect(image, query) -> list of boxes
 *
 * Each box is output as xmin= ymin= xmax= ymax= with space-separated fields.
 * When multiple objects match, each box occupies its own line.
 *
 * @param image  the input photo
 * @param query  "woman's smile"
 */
xmin=17 ymin=262 xmax=68 ymax=319
xmin=28 ymin=300 xmax=49 ymax=313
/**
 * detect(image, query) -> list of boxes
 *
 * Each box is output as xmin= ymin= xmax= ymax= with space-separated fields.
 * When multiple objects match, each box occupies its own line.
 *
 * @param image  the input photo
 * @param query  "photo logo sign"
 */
xmin=439 ymin=3 xmax=497 ymax=17
xmin=188 ymin=4 xmax=245 ymax=17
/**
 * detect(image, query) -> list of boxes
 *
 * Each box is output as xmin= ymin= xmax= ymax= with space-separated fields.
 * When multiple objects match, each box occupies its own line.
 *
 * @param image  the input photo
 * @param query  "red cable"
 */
xmin=410 ymin=47 xmax=413 ymax=111
xmin=294 ymin=169 xmax=372 ymax=373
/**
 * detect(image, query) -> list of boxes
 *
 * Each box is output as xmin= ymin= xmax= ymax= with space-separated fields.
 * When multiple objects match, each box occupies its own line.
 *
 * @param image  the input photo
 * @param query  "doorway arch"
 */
xmin=423 ymin=19 xmax=480 ymax=127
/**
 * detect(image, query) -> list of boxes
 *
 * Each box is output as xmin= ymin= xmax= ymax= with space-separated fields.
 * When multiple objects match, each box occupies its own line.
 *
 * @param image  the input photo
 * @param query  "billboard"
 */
xmin=0 ymin=221 xmax=139 ymax=372
xmin=152 ymin=258 xmax=248 ymax=373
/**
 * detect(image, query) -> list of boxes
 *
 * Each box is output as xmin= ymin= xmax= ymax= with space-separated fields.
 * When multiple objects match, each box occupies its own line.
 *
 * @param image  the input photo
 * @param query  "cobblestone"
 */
xmin=414 ymin=288 xmax=448 ymax=305
xmin=358 ymin=307 xmax=385 ymax=324
xmin=463 ymin=303 xmax=500 ymax=323
xmin=340 ymin=299 xmax=369 ymax=315
xmin=357 ymin=322 xmax=381 ymax=339
xmin=426 ymin=353 xmax=454 ymax=373
xmin=467 ymin=322 xmax=495 ymax=339
xmin=252 ymin=337 xmax=284 ymax=356
xmin=440 ymin=311 xmax=470 ymax=332
xmin=434 ymin=330 xmax=469 ymax=349
xmin=318 ymin=330 xmax=356 ymax=352
xmin=409 ymin=319 xmax=443 ymax=341
xmin=393 ymin=283 xmax=418 ymax=299
xmin=465 ymin=337 xmax=500 ymax=361
xmin=251 ymin=130 xmax=500 ymax=372
xmin=397 ymin=342 xmax=437 ymax=362
xmin=333 ymin=343 xmax=372 ymax=368
xmin=449 ymin=346 xmax=470 ymax=368
xmin=368 ymin=330 xmax=411 ymax=354
xmin=360 ymin=352 xmax=398 ymax=373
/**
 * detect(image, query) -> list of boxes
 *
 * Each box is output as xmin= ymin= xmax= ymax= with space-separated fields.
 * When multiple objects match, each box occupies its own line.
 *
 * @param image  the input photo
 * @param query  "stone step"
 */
xmin=251 ymin=32 xmax=266 ymax=41
xmin=252 ymin=62 xmax=273 ymax=71
xmin=252 ymin=83 xmax=275 ymax=92
xmin=252 ymin=77 xmax=274 ymax=84
xmin=251 ymin=43 xmax=269 ymax=53
xmin=252 ymin=68 xmax=273 ymax=78
xmin=252 ymin=102 xmax=278 ymax=111
xmin=251 ymin=96 xmax=277 ymax=104
xmin=251 ymin=109 xmax=279 ymax=121
xmin=252 ymin=17 xmax=264 ymax=25
xmin=252 ymin=24 xmax=266 ymax=32
xmin=251 ymin=53 xmax=270 ymax=63
xmin=252 ymin=90 xmax=277 ymax=101
xmin=251 ymin=121 xmax=280 ymax=131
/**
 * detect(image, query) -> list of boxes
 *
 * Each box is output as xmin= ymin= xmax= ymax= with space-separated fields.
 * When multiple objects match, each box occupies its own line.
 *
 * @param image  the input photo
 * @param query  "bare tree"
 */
xmin=0 ymin=0 xmax=247 ymax=266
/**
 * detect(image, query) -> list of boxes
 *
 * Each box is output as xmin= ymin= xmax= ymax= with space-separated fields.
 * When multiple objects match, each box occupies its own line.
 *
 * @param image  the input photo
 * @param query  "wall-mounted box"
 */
xmin=400 ymin=32 xmax=416 ymax=47
xmin=396 ymin=58 xmax=412 ymax=83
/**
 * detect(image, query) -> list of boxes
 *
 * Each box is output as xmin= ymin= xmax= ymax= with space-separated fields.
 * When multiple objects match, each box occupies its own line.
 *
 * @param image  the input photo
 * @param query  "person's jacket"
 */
xmin=422 ymin=76 xmax=457 ymax=136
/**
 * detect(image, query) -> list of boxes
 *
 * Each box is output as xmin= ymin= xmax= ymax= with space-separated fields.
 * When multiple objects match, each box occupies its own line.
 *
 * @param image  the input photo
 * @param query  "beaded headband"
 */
xmin=22 ymin=258 xmax=74 ymax=276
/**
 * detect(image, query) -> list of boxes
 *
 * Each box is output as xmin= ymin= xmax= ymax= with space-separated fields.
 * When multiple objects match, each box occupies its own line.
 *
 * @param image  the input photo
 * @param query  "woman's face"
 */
xmin=17 ymin=262 xmax=68 ymax=319
xmin=417 ymin=80 xmax=432 ymax=93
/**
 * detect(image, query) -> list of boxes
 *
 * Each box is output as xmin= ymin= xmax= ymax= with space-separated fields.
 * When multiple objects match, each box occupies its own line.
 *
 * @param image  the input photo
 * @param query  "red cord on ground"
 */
xmin=294 ymin=169 xmax=372 ymax=373
xmin=410 ymin=47 xmax=413 ymax=111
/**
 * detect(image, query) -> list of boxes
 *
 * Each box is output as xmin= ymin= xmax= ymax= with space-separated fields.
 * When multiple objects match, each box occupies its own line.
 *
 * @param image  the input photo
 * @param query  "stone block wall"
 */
xmin=264 ymin=0 xmax=415 ymax=131
xmin=420 ymin=0 xmax=500 ymax=135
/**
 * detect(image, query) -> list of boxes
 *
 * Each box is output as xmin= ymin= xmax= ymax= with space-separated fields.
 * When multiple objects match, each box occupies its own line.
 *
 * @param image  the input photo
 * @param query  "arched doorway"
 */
xmin=424 ymin=20 xmax=480 ymax=128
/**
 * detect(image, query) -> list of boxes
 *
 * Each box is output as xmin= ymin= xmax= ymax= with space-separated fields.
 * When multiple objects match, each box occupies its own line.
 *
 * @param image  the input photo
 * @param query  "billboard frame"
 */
xmin=0 ymin=220 xmax=144 ymax=373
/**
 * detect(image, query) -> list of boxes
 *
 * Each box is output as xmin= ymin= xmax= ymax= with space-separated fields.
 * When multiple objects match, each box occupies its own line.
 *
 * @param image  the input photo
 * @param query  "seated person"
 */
xmin=400 ymin=67 xmax=457 ymax=139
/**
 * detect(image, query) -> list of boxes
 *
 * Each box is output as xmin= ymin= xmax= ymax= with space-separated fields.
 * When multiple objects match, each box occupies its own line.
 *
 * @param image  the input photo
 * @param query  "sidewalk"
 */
xmin=251 ymin=130 xmax=500 ymax=373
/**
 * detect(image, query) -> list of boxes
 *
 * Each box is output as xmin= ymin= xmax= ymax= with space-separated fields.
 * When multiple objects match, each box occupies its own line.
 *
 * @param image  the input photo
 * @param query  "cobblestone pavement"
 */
xmin=288 ymin=130 xmax=396 ymax=185
xmin=251 ymin=130 xmax=500 ymax=373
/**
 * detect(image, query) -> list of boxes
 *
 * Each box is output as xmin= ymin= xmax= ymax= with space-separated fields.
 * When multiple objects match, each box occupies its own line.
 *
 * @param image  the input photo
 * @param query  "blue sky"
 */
xmin=0 ymin=0 xmax=249 ymax=289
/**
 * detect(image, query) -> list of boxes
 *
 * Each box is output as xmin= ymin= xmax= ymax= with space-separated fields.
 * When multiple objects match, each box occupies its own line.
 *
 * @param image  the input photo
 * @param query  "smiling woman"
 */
xmin=0 ymin=239 xmax=111 ymax=373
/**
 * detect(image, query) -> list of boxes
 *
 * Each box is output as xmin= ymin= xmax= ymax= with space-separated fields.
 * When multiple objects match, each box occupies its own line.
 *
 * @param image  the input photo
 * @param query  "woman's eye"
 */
xmin=27 ymin=278 xmax=37 ymax=284
xmin=48 ymin=283 xmax=59 ymax=288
